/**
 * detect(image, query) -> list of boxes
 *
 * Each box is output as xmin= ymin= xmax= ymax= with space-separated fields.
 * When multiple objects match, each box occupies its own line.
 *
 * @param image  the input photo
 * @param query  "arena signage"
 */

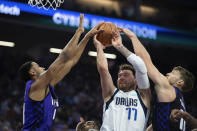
xmin=0 ymin=1 xmax=197 ymax=47
xmin=52 ymin=12 xmax=157 ymax=40
xmin=0 ymin=3 xmax=20 ymax=16
xmin=0 ymin=0 xmax=160 ymax=40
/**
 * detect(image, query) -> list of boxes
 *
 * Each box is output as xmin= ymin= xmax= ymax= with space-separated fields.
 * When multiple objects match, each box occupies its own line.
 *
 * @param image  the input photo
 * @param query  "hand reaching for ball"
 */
xmin=93 ymin=35 xmax=105 ymax=49
xmin=118 ymin=27 xmax=136 ymax=38
xmin=96 ymin=22 xmax=118 ymax=47
xmin=86 ymin=21 xmax=105 ymax=38
xmin=111 ymin=29 xmax=123 ymax=48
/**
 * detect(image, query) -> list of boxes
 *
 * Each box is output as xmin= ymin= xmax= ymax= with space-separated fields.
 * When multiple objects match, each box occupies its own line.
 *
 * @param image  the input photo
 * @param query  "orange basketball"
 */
xmin=96 ymin=22 xmax=118 ymax=47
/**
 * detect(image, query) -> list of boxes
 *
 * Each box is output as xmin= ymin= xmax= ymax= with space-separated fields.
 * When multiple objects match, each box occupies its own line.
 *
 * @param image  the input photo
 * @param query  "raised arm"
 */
xmin=93 ymin=35 xmax=116 ymax=102
xmin=118 ymin=28 xmax=164 ymax=83
xmin=111 ymin=30 xmax=149 ymax=90
xmin=118 ymin=28 xmax=172 ymax=98
xmin=31 ymin=14 xmax=84 ymax=92
xmin=50 ymin=19 xmax=104 ymax=86
xmin=72 ymin=22 xmax=104 ymax=65
xmin=111 ymin=30 xmax=151 ymax=108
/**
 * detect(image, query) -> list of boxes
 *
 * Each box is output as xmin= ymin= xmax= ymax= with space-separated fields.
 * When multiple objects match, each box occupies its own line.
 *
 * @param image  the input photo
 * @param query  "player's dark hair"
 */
xmin=19 ymin=61 xmax=33 ymax=82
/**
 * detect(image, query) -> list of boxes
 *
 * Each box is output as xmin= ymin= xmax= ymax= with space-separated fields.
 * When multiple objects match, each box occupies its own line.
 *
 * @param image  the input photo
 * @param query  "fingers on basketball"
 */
xmin=95 ymin=21 xmax=105 ymax=29
xmin=96 ymin=22 xmax=118 ymax=47
xmin=117 ymin=27 xmax=124 ymax=32
xmin=94 ymin=35 xmax=101 ymax=45
xmin=95 ymin=29 xmax=104 ymax=35
xmin=93 ymin=35 xmax=98 ymax=44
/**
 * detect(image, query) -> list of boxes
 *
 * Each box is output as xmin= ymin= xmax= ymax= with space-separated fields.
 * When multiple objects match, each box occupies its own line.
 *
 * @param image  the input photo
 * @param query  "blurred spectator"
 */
xmin=0 ymin=47 xmax=196 ymax=130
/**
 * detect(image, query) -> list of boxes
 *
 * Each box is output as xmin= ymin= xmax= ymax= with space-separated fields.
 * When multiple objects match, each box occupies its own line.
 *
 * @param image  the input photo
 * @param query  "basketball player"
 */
xmin=170 ymin=109 xmax=197 ymax=130
xmin=93 ymin=30 xmax=151 ymax=131
xmin=19 ymin=14 xmax=104 ymax=130
xmin=117 ymin=27 xmax=195 ymax=130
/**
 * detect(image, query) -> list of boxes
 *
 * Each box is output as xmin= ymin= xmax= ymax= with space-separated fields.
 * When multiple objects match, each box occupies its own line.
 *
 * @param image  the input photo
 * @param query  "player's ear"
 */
xmin=29 ymin=68 xmax=36 ymax=77
xmin=176 ymin=80 xmax=184 ymax=87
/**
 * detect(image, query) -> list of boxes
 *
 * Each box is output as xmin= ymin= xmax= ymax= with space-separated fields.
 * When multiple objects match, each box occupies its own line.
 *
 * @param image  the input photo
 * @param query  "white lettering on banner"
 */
xmin=125 ymin=24 xmax=157 ymax=40
xmin=53 ymin=13 xmax=68 ymax=25
xmin=0 ymin=4 xmax=20 ymax=16
xmin=53 ymin=13 xmax=90 ymax=28
xmin=52 ymin=12 xmax=157 ymax=40
xmin=91 ymin=19 xmax=104 ymax=28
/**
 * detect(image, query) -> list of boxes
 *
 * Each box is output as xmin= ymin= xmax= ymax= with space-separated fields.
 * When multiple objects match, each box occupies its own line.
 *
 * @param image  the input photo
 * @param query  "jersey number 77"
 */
xmin=126 ymin=107 xmax=137 ymax=121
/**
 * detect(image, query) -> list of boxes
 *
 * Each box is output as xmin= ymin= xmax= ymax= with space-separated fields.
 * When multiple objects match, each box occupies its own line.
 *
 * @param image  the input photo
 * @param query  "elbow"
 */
xmin=138 ymin=54 xmax=151 ymax=63
xmin=134 ymin=50 xmax=142 ymax=57
xmin=136 ymin=53 xmax=146 ymax=61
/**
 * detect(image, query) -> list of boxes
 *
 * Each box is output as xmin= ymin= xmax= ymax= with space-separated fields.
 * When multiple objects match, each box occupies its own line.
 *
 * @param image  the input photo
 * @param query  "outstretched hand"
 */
xmin=111 ymin=29 xmax=122 ymax=48
xmin=93 ymin=35 xmax=105 ymax=49
xmin=86 ymin=22 xmax=104 ymax=38
xmin=118 ymin=27 xmax=136 ymax=38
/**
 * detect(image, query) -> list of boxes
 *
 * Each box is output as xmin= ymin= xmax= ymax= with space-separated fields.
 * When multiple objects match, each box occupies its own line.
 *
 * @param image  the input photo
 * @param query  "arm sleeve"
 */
xmin=127 ymin=54 xmax=150 ymax=89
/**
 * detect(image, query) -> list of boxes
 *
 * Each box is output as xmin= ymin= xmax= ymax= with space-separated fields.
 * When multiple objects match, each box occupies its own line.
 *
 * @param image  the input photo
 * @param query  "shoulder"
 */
xmin=104 ymin=88 xmax=119 ymax=103
xmin=26 ymin=80 xmax=34 ymax=86
xmin=25 ymin=80 xmax=34 ymax=91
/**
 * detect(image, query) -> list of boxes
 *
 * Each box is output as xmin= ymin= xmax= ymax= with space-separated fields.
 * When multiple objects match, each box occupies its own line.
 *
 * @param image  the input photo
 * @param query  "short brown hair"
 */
xmin=119 ymin=64 xmax=136 ymax=76
xmin=18 ymin=61 xmax=33 ymax=82
xmin=173 ymin=66 xmax=195 ymax=92
xmin=76 ymin=121 xmax=100 ymax=131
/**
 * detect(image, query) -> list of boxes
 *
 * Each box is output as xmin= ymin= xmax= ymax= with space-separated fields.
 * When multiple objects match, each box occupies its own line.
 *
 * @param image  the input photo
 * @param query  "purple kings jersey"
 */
xmin=22 ymin=80 xmax=59 ymax=131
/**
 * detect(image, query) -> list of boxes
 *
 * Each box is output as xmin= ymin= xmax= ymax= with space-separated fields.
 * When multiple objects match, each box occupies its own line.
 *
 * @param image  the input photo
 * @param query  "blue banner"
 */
xmin=0 ymin=0 xmax=197 ymax=47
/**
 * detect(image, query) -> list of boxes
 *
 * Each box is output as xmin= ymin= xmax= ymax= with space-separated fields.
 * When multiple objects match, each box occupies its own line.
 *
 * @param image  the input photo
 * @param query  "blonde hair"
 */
xmin=173 ymin=66 xmax=195 ymax=92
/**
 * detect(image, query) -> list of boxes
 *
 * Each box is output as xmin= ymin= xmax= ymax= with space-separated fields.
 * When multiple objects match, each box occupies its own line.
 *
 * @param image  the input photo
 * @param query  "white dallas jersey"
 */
xmin=101 ymin=89 xmax=149 ymax=131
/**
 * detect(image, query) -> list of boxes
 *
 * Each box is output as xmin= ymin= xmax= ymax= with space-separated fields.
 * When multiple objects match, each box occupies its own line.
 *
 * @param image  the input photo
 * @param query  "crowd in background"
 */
xmin=0 ymin=47 xmax=104 ymax=131
xmin=0 ymin=47 xmax=196 ymax=131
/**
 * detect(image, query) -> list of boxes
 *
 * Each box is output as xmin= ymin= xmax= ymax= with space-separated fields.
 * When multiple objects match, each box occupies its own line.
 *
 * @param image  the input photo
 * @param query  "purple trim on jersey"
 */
xmin=22 ymin=80 xmax=58 ymax=131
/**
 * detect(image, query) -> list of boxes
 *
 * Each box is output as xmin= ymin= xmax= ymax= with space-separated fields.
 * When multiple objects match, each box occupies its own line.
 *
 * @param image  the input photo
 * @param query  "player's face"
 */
xmin=166 ymin=69 xmax=181 ymax=85
xmin=31 ymin=62 xmax=45 ymax=75
xmin=117 ymin=70 xmax=136 ymax=91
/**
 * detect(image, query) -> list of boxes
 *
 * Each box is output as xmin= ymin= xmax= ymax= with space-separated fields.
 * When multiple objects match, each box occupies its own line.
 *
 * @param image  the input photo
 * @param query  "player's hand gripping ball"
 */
xmin=96 ymin=22 xmax=118 ymax=47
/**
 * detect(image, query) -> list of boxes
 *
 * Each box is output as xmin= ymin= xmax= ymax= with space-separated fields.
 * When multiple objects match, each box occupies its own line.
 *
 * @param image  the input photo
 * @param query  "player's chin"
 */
xmin=118 ymin=85 xmax=126 ymax=90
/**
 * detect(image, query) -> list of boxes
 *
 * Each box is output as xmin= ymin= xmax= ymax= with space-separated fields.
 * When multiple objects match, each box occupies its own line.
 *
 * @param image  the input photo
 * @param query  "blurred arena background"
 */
xmin=0 ymin=0 xmax=197 ymax=130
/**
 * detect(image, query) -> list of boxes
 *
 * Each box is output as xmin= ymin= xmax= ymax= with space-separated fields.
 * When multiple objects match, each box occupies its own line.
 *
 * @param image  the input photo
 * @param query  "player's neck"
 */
xmin=172 ymin=83 xmax=183 ymax=92
xmin=121 ymin=87 xmax=134 ymax=92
